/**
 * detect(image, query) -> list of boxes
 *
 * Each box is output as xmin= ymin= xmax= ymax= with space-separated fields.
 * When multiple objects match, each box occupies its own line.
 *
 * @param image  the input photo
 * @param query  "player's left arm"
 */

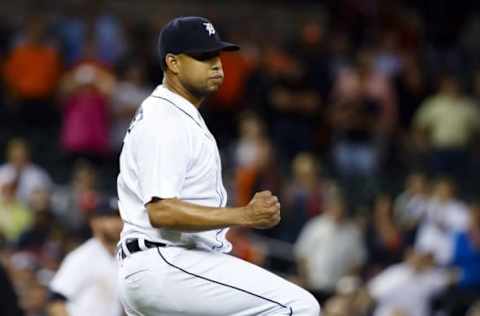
xmin=47 ymin=303 xmax=69 ymax=316
xmin=47 ymin=292 xmax=69 ymax=316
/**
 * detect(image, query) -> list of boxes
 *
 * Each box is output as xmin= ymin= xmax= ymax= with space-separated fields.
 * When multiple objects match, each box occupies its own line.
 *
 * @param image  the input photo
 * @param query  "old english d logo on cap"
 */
xmin=203 ymin=22 xmax=216 ymax=36
xmin=158 ymin=16 xmax=240 ymax=69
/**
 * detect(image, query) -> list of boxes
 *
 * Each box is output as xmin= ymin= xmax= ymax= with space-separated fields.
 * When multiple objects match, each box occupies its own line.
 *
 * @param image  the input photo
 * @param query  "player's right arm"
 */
xmin=134 ymin=108 xmax=281 ymax=232
xmin=147 ymin=190 xmax=281 ymax=232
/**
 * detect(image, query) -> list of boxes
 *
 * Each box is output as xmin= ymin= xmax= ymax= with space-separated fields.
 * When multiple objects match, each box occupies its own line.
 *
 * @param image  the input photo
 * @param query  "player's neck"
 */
xmin=96 ymin=236 xmax=117 ymax=256
xmin=163 ymin=75 xmax=205 ymax=108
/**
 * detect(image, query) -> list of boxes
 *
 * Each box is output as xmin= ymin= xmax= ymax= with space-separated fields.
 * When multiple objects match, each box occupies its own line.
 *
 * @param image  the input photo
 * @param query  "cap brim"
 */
xmin=185 ymin=41 xmax=240 ymax=55
xmin=218 ymin=41 xmax=240 ymax=52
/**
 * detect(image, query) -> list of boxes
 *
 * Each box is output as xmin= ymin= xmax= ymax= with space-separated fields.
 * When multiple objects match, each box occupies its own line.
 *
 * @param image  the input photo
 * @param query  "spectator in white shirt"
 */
xmin=294 ymin=188 xmax=366 ymax=303
xmin=368 ymin=249 xmax=452 ymax=316
xmin=0 ymin=138 xmax=52 ymax=204
xmin=415 ymin=177 xmax=470 ymax=264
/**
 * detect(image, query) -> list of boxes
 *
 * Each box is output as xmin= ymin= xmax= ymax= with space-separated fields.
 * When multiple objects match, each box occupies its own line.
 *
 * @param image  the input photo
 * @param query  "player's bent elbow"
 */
xmin=146 ymin=199 xmax=179 ymax=229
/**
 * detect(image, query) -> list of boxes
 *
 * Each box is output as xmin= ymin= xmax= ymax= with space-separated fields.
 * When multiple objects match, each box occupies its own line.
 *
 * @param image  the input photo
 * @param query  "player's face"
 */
xmin=91 ymin=216 xmax=123 ymax=243
xmin=103 ymin=216 xmax=123 ymax=242
xmin=177 ymin=52 xmax=224 ymax=97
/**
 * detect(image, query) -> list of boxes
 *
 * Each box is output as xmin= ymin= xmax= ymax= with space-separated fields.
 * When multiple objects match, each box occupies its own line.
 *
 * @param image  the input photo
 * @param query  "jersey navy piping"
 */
xmin=152 ymin=94 xmax=226 ymax=250
xmin=150 ymin=95 xmax=203 ymax=129
xmin=213 ymin=149 xmax=225 ymax=250
xmin=156 ymin=248 xmax=293 ymax=315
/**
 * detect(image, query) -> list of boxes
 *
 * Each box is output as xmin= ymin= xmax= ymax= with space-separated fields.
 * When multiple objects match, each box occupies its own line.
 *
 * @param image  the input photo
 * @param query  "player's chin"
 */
xmin=206 ymin=82 xmax=222 ymax=93
xmin=208 ymin=77 xmax=223 ymax=88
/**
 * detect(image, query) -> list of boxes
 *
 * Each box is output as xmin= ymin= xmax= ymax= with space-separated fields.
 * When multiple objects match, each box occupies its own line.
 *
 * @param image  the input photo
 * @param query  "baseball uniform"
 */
xmin=50 ymin=238 xmax=123 ymax=316
xmin=116 ymin=82 xmax=320 ymax=315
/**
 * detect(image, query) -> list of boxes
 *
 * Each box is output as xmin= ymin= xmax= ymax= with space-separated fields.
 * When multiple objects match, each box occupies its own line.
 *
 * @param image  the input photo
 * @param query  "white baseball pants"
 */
xmin=117 ymin=243 xmax=320 ymax=315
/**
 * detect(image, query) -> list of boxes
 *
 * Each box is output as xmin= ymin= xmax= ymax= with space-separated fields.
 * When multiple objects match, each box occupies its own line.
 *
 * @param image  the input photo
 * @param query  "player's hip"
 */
xmin=117 ymin=245 xmax=320 ymax=316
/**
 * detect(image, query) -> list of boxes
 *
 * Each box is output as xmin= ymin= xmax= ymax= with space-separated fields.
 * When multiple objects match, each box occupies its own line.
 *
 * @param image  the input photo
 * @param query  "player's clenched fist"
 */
xmin=242 ymin=190 xmax=281 ymax=229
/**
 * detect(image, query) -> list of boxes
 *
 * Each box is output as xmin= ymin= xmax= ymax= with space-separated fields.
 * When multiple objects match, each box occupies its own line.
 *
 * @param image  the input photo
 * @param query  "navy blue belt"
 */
xmin=120 ymin=239 xmax=167 ymax=259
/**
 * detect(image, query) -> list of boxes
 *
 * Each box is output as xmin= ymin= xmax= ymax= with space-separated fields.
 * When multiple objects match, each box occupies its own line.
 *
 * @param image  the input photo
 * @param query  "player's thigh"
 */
xmin=117 ymin=248 xmax=179 ymax=316
xmin=150 ymin=246 xmax=319 ymax=315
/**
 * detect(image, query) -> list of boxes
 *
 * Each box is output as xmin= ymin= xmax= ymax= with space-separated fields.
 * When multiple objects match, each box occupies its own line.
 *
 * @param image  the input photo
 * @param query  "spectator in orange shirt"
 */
xmin=3 ymin=15 xmax=62 ymax=132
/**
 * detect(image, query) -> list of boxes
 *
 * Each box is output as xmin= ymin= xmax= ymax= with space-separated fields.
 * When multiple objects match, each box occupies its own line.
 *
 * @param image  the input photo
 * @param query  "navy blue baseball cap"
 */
xmin=91 ymin=197 xmax=119 ymax=217
xmin=158 ymin=16 xmax=240 ymax=69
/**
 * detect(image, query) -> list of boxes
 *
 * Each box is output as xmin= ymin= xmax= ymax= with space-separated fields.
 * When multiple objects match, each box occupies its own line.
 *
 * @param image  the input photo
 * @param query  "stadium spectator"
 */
xmin=52 ymin=160 xmax=101 ymax=236
xmin=395 ymin=54 xmax=426 ymax=127
xmin=55 ymin=3 xmax=127 ymax=66
xmin=434 ymin=202 xmax=480 ymax=316
xmin=3 ymin=15 xmax=61 ymax=132
xmin=17 ymin=188 xmax=60 ymax=253
xmin=0 ymin=138 xmax=53 ymax=204
xmin=394 ymin=172 xmax=430 ymax=244
xmin=365 ymin=193 xmax=405 ymax=273
xmin=110 ymin=61 xmax=149 ymax=152
xmin=368 ymin=249 xmax=451 ymax=316
xmin=292 ymin=19 xmax=331 ymax=98
xmin=294 ymin=188 xmax=366 ymax=304
xmin=233 ymin=112 xmax=280 ymax=207
xmin=59 ymin=35 xmax=115 ymax=164
xmin=0 ymin=167 xmax=32 ymax=243
xmin=372 ymin=31 xmax=403 ymax=78
xmin=327 ymin=31 xmax=352 ymax=79
xmin=329 ymin=48 xmax=397 ymax=180
xmin=413 ymin=73 xmax=480 ymax=179
xmin=6 ymin=252 xmax=42 ymax=314
xmin=415 ymin=177 xmax=470 ymax=265
xmin=247 ymin=45 xmax=322 ymax=161
xmin=278 ymin=152 xmax=327 ymax=243
xmin=450 ymin=202 xmax=480 ymax=289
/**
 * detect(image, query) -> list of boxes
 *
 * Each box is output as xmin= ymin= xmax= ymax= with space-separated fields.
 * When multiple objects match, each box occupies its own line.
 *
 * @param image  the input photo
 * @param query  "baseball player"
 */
xmin=116 ymin=16 xmax=320 ymax=316
xmin=48 ymin=198 xmax=123 ymax=316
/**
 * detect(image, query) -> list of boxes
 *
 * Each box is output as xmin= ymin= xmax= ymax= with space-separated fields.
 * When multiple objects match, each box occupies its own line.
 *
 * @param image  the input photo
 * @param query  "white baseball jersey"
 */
xmin=50 ymin=238 xmax=122 ymax=316
xmin=117 ymin=85 xmax=231 ymax=252
xmin=116 ymin=85 xmax=320 ymax=316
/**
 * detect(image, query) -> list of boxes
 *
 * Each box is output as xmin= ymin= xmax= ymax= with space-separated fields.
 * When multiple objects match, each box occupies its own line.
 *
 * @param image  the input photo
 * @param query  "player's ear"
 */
xmin=165 ymin=53 xmax=180 ymax=74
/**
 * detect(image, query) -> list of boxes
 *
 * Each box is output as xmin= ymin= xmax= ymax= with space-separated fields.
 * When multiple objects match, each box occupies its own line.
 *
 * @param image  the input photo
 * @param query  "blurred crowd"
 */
xmin=0 ymin=1 xmax=480 ymax=315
